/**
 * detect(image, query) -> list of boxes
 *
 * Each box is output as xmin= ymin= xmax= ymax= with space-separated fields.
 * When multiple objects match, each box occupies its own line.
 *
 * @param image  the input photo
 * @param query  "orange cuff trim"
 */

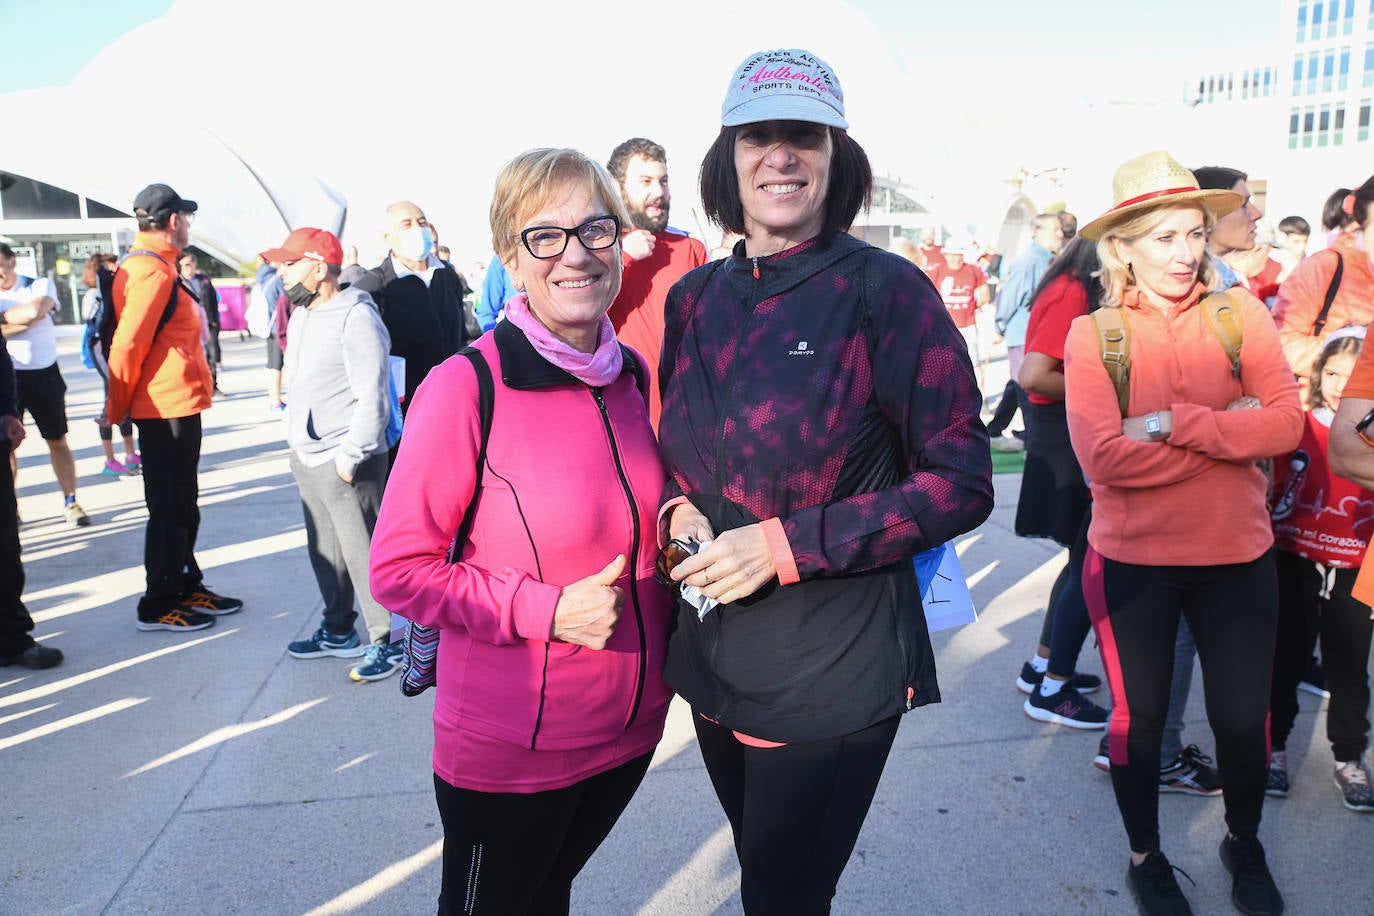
xmin=760 ymin=517 xmax=799 ymax=585
xmin=657 ymin=496 xmax=691 ymax=547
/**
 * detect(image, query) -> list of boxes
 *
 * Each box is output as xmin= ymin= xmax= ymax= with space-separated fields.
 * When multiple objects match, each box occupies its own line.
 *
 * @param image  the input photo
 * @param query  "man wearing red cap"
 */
xmin=110 ymin=183 xmax=241 ymax=632
xmin=267 ymin=229 xmax=400 ymax=682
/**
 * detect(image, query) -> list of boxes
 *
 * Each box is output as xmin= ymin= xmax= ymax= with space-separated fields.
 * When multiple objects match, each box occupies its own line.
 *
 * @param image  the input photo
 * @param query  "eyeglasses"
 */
xmin=180 ymin=211 xmax=196 ymax=226
xmin=519 ymin=215 xmax=620 ymax=260
xmin=655 ymin=538 xmax=699 ymax=588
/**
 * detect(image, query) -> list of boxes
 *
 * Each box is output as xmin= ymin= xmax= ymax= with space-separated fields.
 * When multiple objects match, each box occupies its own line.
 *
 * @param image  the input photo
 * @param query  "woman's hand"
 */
xmin=667 ymin=502 xmax=715 ymax=544
xmin=1226 ymin=395 xmax=1262 ymax=411
xmin=552 ymin=554 xmax=626 ymax=650
xmin=671 ymin=524 xmax=777 ymax=605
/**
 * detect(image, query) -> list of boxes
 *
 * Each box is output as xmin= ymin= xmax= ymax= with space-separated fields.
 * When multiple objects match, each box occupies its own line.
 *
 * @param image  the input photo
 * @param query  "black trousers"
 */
xmin=694 ymin=713 xmax=900 ymax=916
xmin=0 ymin=439 xmax=35 ymax=656
xmin=433 ymin=752 xmax=653 ymax=916
xmin=133 ymin=414 xmax=204 ymax=615
xmin=1271 ymin=550 xmax=1373 ymax=761
xmin=1085 ymin=547 xmax=1275 ymax=853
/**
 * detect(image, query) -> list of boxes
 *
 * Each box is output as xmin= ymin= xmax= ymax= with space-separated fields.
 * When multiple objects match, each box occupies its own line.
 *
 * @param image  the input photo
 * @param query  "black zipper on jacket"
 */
xmin=591 ymin=386 xmax=648 ymax=729
xmin=714 ymin=259 xmax=761 ymax=494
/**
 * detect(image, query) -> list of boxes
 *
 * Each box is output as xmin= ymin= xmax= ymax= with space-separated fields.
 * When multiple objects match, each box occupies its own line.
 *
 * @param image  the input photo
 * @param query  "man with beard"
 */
xmin=606 ymin=138 xmax=707 ymax=431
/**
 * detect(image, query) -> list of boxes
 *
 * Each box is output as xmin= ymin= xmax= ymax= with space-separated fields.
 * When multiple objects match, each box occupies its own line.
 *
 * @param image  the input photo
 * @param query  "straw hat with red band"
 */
xmin=1079 ymin=150 xmax=1243 ymax=241
xmin=260 ymin=227 xmax=344 ymax=266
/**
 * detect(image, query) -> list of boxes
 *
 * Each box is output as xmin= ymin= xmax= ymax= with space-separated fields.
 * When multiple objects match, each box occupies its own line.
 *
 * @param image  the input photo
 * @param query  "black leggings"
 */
xmin=1084 ymin=547 xmax=1275 ymax=853
xmin=433 ymin=752 xmax=652 ymax=916
xmin=693 ymin=713 xmax=900 ymax=916
xmin=1044 ymin=507 xmax=1093 ymax=678
xmin=1271 ymin=550 xmax=1373 ymax=761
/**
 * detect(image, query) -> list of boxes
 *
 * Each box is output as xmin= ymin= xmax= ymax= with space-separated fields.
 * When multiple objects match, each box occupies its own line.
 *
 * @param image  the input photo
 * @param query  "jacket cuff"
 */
xmin=657 ymin=496 xmax=692 ymax=546
xmin=512 ymin=577 xmax=561 ymax=641
xmin=760 ymin=517 xmax=799 ymax=585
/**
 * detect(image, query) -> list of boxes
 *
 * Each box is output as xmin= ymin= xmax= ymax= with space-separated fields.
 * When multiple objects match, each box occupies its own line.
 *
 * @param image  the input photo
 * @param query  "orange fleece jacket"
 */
xmin=1064 ymin=283 xmax=1302 ymax=566
xmin=105 ymin=233 xmax=212 ymax=422
xmin=1272 ymin=234 xmax=1374 ymax=388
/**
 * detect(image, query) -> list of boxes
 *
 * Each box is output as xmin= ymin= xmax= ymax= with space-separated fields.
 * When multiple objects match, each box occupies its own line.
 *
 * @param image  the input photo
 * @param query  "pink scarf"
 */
xmin=503 ymin=293 xmax=623 ymax=387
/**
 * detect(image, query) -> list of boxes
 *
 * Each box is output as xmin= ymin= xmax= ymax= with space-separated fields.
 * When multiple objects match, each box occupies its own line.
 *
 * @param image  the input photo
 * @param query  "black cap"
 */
xmin=132 ymin=183 xmax=197 ymax=221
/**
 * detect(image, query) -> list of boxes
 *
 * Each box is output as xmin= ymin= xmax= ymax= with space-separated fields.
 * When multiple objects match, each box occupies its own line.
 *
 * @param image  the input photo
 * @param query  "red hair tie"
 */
xmin=1344 ymin=193 xmax=1358 ymax=215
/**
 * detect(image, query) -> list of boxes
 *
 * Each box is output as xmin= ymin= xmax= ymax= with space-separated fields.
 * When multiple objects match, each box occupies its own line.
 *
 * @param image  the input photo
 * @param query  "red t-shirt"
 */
xmin=1246 ymin=258 xmax=1282 ymax=305
xmin=1271 ymin=412 xmax=1374 ymax=567
xmin=1022 ymin=274 xmax=1090 ymax=405
xmin=928 ymin=262 xmax=986 ymax=328
xmin=608 ymin=229 xmax=708 ymax=431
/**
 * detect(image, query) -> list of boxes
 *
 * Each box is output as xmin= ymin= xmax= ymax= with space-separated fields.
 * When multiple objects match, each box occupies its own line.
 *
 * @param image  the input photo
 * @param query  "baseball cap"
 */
xmin=260 ymin=228 xmax=344 ymax=266
xmin=721 ymin=48 xmax=847 ymax=129
xmin=133 ymin=183 xmax=197 ymax=221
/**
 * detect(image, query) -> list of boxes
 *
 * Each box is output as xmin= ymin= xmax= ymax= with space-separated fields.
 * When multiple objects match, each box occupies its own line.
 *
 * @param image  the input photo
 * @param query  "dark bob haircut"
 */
xmin=698 ymin=124 xmax=873 ymax=242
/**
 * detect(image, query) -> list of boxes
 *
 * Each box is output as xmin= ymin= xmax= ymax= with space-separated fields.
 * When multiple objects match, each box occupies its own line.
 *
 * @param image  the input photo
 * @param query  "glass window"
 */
xmin=1296 ymin=56 xmax=1307 ymax=94
xmin=1341 ymin=47 xmax=1351 ymax=90
xmin=86 ymin=199 xmax=130 ymax=219
xmin=1347 ymin=0 xmax=1357 ymax=34
xmin=0 ymin=172 xmax=80 ymax=219
xmin=1320 ymin=105 xmax=1332 ymax=146
xmin=1309 ymin=52 xmax=1321 ymax=94
xmin=1359 ymin=99 xmax=1371 ymax=141
xmin=1336 ymin=104 xmax=1347 ymax=144
xmin=1299 ymin=0 xmax=1308 ymax=40
xmin=1315 ymin=0 xmax=1325 ymax=29
xmin=1366 ymin=43 xmax=1374 ymax=87
xmin=1325 ymin=50 xmax=1336 ymax=92
xmin=1330 ymin=0 xmax=1340 ymax=36
xmin=1291 ymin=108 xmax=1302 ymax=148
xmin=1305 ymin=106 xmax=1317 ymax=147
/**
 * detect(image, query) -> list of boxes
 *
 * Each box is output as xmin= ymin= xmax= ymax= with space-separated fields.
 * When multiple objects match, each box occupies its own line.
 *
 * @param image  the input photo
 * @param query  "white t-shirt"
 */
xmin=0 ymin=276 xmax=58 ymax=369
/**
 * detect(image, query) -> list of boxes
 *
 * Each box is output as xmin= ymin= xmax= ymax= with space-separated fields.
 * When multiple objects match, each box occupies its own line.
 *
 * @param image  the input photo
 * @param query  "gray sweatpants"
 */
xmin=290 ymin=452 xmax=390 ymax=644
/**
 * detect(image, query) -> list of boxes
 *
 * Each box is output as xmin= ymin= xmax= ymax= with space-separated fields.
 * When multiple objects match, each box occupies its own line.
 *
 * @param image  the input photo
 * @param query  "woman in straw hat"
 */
xmin=1064 ymin=150 xmax=1302 ymax=916
xmin=656 ymin=48 xmax=993 ymax=913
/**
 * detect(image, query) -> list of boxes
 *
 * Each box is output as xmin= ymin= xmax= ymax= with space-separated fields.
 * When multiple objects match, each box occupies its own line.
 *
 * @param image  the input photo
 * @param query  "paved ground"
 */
xmin=2 ymin=332 xmax=1370 ymax=915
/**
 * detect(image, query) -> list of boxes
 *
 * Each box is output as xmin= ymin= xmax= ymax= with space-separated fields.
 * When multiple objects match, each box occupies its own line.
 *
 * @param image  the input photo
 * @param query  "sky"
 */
xmin=0 ymin=0 xmax=1286 ymax=262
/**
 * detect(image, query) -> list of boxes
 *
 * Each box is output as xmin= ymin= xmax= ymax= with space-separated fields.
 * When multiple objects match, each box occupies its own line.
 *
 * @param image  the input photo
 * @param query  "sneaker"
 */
xmin=181 ymin=587 xmax=244 ymax=615
xmin=269 ymin=401 xmax=287 ymax=413
xmin=1266 ymin=750 xmax=1290 ymax=798
xmin=1015 ymin=661 xmax=1103 ymax=695
xmin=989 ymin=433 xmax=1024 ymax=453
xmin=65 ymin=501 xmax=91 ymax=528
xmin=1159 ymin=746 xmax=1223 ymax=796
xmin=137 ymin=605 xmax=216 ymax=632
xmin=1297 ymin=661 xmax=1330 ymax=699
xmin=349 ymin=642 xmax=405 ymax=682
xmin=1126 ymin=851 xmax=1195 ymax=916
xmin=0 ymin=643 xmax=64 ymax=669
xmin=1219 ymin=834 xmax=1284 ymax=916
xmin=124 ymin=454 xmax=143 ymax=475
xmin=1334 ymin=759 xmax=1374 ymax=812
xmin=288 ymin=626 xmax=367 ymax=659
xmin=1094 ymin=734 xmax=1111 ymax=771
xmin=1024 ymin=684 xmax=1109 ymax=729
xmin=101 ymin=458 xmax=132 ymax=477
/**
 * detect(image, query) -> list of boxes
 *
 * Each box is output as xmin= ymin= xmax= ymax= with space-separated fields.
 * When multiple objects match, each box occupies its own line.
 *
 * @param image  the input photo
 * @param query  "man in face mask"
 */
xmin=352 ymin=201 xmax=467 ymax=423
xmin=263 ymin=228 xmax=401 ymax=682
xmin=604 ymin=138 xmax=708 ymax=431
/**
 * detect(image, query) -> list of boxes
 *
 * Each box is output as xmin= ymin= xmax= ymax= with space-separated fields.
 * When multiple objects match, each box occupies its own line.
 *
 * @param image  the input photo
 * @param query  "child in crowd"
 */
xmin=1268 ymin=326 xmax=1374 ymax=811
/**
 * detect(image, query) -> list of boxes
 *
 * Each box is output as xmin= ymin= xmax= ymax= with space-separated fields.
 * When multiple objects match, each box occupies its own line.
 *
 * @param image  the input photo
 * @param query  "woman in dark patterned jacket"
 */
xmin=656 ymin=48 xmax=994 ymax=915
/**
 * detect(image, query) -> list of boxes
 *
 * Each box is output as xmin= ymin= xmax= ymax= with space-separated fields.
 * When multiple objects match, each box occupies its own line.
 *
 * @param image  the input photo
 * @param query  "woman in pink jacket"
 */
xmin=370 ymin=148 xmax=673 ymax=915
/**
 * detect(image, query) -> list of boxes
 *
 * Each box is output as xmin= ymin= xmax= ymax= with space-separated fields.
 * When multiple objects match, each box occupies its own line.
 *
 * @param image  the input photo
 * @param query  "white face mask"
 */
xmin=396 ymin=225 xmax=434 ymax=262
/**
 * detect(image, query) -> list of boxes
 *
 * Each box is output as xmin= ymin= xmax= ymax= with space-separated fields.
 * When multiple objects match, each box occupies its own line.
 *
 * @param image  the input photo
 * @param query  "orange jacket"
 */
xmin=1272 ymin=234 xmax=1374 ymax=388
xmin=105 ymin=232 xmax=212 ymax=421
xmin=1064 ymin=283 xmax=1302 ymax=566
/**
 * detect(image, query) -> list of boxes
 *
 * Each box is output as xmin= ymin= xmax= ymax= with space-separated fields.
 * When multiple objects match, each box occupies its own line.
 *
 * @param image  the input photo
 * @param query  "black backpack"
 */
xmin=92 ymin=250 xmax=181 ymax=377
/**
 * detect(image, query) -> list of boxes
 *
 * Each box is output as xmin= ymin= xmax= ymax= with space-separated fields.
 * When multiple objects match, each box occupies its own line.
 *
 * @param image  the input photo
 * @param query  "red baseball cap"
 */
xmin=260 ymin=228 xmax=343 ymax=266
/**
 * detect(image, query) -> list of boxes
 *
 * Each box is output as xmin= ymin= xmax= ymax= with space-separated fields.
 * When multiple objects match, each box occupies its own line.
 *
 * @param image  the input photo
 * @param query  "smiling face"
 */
xmin=503 ymin=179 xmax=622 ymax=351
xmin=620 ymin=155 xmax=670 ymax=233
xmin=1115 ymin=205 xmax=1208 ymax=302
xmin=734 ymin=119 xmax=832 ymax=255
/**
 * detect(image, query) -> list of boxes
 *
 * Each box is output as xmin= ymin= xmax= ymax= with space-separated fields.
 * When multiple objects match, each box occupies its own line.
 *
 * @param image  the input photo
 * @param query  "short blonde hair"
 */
xmin=489 ymin=148 xmax=631 ymax=264
xmin=1095 ymin=202 xmax=1219 ymax=308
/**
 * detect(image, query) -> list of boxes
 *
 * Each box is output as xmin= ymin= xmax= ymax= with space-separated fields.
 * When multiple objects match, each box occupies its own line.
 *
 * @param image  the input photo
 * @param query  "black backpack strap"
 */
xmin=448 ymin=346 xmax=494 ymax=561
xmin=618 ymin=343 xmax=648 ymax=406
xmin=1312 ymin=249 xmax=1344 ymax=337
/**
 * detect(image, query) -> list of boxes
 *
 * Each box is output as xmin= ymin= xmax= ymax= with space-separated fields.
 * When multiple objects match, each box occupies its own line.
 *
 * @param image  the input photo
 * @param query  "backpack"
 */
xmin=1310 ymin=248 xmax=1344 ymax=337
xmin=92 ymin=251 xmax=181 ymax=378
xmin=1091 ymin=288 xmax=1245 ymax=416
xmin=398 ymin=341 xmax=648 ymax=696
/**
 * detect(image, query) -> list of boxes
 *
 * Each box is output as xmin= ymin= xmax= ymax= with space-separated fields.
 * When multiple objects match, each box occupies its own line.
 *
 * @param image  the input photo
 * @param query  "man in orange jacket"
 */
xmin=107 ymin=184 xmax=241 ymax=632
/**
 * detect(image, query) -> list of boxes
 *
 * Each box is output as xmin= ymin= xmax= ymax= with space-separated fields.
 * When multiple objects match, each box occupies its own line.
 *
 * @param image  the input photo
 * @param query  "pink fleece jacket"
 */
xmin=370 ymin=329 xmax=673 ymax=792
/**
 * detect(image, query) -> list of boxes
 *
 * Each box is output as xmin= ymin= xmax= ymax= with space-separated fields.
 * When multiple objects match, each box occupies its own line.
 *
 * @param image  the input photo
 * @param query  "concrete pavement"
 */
xmin=2 ymin=332 xmax=1369 ymax=915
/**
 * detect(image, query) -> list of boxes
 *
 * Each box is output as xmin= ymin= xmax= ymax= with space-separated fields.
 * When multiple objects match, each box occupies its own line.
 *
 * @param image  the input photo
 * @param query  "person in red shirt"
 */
xmin=604 ymin=138 xmax=707 ymax=431
xmin=927 ymin=239 xmax=990 ymax=366
xmin=917 ymin=224 xmax=943 ymax=274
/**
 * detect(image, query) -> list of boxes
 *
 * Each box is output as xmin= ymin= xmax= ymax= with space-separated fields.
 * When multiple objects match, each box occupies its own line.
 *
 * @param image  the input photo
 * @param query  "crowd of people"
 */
xmin=1 ymin=44 xmax=1371 ymax=916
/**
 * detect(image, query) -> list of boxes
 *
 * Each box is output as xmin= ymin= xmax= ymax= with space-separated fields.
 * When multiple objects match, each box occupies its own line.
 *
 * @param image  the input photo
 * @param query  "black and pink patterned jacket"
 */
xmin=658 ymin=233 xmax=993 ymax=743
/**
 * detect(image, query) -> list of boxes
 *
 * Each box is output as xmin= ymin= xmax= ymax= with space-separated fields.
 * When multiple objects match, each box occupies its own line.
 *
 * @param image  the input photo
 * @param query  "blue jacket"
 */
xmin=477 ymin=254 xmax=520 ymax=332
xmin=995 ymin=241 xmax=1054 ymax=348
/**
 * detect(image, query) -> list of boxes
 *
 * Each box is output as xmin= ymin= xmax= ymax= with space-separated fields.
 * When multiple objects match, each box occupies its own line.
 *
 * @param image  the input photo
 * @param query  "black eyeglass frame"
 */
xmin=518 ymin=214 xmax=621 ymax=260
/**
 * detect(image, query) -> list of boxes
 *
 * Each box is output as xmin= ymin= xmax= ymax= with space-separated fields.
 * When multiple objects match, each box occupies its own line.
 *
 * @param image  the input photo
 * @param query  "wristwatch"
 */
xmin=1144 ymin=412 xmax=1167 ymax=441
xmin=1356 ymin=406 xmax=1374 ymax=447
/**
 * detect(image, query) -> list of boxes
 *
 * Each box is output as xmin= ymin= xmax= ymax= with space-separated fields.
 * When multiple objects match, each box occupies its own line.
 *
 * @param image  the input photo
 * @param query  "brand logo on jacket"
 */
xmin=788 ymin=340 xmax=816 ymax=356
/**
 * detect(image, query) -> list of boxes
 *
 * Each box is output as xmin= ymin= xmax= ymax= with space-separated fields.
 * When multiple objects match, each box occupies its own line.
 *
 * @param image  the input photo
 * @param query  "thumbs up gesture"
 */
xmin=551 ymin=554 xmax=627 ymax=649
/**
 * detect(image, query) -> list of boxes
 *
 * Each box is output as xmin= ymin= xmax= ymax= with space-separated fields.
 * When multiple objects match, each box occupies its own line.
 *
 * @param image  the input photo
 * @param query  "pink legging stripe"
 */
xmin=1083 ymin=545 xmax=1131 ymax=767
